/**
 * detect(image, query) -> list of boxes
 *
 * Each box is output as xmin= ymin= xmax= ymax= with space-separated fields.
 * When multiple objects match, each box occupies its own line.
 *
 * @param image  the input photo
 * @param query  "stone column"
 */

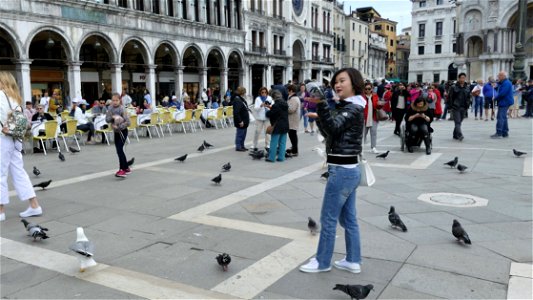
xmin=145 ymin=64 xmax=157 ymax=107
xmin=186 ymin=0 xmax=194 ymax=21
xmin=159 ymin=0 xmax=167 ymax=15
xmin=317 ymin=68 xmax=323 ymax=83
xmin=175 ymin=66 xmax=184 ymax=98
xmin=145 ymin=0 xmax=153 ymax=12
xmin=108 ymin=0 xmax=117 ymax=6
xmin=176 ymin=0 xmax=183 ymax=18
xmin=218 ymin=0 xmax=225 ymax=26
xmin=200 ymin=67 xmax=208 ymax=93
xmin=493 ymin=30 xmax=498 ymax=52
xmin=110 ymin=63 xmax=123 ymax=94
xmin=286 ymin=64 xmax=293 ymax=83
xmin=220 ymin=68 xmax=228 ymax=96
xmin=207 ymin=0 xmax=214 ymax=24
xmin=68 ymin=61 xmax=83 ymax=103
xmin=238 ymin=68 xmax=244 ymax=88
xmin=265 ymin=65 xmax=272 ymax=88
xmin=127 ymin=0 xmax=134 ymax=9
xmin=512 ymin=0 xmax=527 ymax=79
xmin=14 ymin=59 xmax=32 ymax=104
xmin=481 ymin=61 xmax=486 ymax=80
xmin=198 ymin=0 xmax=206 ymax=23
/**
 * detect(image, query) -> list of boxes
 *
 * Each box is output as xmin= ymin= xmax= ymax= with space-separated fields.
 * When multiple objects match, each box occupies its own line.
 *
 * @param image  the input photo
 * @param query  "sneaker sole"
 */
xmin=299 ymin=267 xmax=332 ymax=273
xmin=19 ymin=213 xmax=42 ymax=218
xmin=115 ymin=174 xmax=127 ymax=178
xmin=333 ymin=263 xmax=361 ymax=273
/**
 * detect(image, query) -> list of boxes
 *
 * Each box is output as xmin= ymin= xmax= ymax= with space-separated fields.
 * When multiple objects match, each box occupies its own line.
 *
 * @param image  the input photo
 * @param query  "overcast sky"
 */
xmin=343 ymin=0 xmax=413 ymax=34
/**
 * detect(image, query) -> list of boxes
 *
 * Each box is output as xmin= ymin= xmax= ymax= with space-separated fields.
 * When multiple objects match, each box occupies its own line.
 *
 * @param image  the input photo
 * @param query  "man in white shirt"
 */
xmin=71 ymin=97 xmax=95 ymax=144
xmin=201 ymin=88 xmax=208 ymax=107
xmin=121 ymin=90 xmax=132 ymax=107
xmin=40 ymin=91 xmax=50 ymax=112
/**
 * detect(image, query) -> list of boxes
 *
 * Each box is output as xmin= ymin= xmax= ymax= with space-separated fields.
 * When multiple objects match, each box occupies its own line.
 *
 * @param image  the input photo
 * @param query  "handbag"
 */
xmin=376 ymin=108 xmax=388 ymax=121
xmin=1 ymin=91 xmax=28 ymax=141
xmin=359 ymin=155 xmax=375 ymax=187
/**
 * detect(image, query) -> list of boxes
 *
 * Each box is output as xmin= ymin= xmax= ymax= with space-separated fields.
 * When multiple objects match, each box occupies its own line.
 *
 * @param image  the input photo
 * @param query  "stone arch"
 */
xmin=119 ymin=36 xmax=151 ymax=65
xmin=154 ymin=40 xmax=180 ymax=66
xmin=292 ymin=39 xmax=306 ymax=61
xmin=25 ymin=26 xmax=74 ymax=62
xmin=227 ymin=48 xmax=243 ymax=68
xmin=78 ymin=31 xmax=118 ymax=63
xmin=463 ymin=9 xmax=482 ymax=32
xmin=466 ymin=35 xmax=483 ymax=58
xmin=0 ymin=23 xmax=23 ymax=60
xmin=205 ymin=46 xmax=226 ymax=68
xmin=181 ymin=43 xmax=205 ymax=68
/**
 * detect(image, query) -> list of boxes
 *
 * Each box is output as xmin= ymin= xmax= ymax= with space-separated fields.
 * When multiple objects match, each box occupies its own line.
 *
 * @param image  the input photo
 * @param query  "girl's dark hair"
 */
xmin=415 ymin=95 xmax=427 ymax=104
xmin=331 ymin=68 xmax=364 ymax=96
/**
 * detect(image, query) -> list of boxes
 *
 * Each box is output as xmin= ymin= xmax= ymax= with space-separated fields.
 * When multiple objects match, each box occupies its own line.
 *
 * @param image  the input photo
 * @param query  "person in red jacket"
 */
xmin=433 ymin=83 xmax=443 ymax=120
xmin=382 ymin=84 xmax=393 ymax=119
xmin=363 ymin=82 xmax=382 ymax=153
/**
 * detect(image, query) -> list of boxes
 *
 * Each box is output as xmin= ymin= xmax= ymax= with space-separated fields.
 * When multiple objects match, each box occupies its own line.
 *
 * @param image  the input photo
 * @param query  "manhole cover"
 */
xmin=418 ymin=193 xmax=488 ymax=207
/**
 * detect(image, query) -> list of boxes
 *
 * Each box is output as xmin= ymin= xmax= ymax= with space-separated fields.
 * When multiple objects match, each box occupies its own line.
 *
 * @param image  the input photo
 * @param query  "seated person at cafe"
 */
xmin=169 ymin=95 xmax=180 ymax=109
xmin=184 ymin=96 xmax=213 ymax=128
xmin=92 ymin=99 xmax=108 ymax=115
xmin=71 ymin=97 xmax=96 ymax=144
xmin=136 ymin=99 xmax=152 ymax=115
xmin=221 ymin=95 xmax=232 ymax=107
xmin=31 ymin=104 xmax=55 ymax=152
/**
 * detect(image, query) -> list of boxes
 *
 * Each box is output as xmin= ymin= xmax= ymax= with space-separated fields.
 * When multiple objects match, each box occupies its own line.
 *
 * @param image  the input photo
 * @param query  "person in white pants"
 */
xmin=252 ymin=87 xmax=272 ymax=151
xmin=0 ymin=72 xmax=43 ymax=221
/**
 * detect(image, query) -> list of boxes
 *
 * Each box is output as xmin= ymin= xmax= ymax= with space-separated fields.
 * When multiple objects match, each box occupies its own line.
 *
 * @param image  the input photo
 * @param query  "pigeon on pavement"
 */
xmin=68 ymin=146 xmax=80 ymax=153
xmin=33 ymin=179 xmax=52 ymax=190
xmin=69 ymin=227 xmax=97 ymax=272
xmin=320 ymin=171 xmax=329 ymax=180
xmin=175 ymin=154 xmax=187 ymax=162
xmin=211 ymin=174 xmax=222 ymax=185
xmin=221 ymin=162 xmax=231 ymax=172
xmin=127 ymin=157 xmax=135 ymax=166
xmin=33 ymin=166 xmax=40 ymax=177
xmin=333 ymin=284 xmax=374 ymax=300
xmin=457 ymin=164 xmax=468 ymax=173
xmin=308 ymin=217 xmax=319 ymax=235
xmin=388 ymin=206 xmax=407 ymax=232
xmin=197 ymin=143 xmax=205 ymax=152
xmin=216 ymin=253 xmax=231 ymax=271
xmin=452 ymin=219 xmax=471 ymax=245
xmin=513 ymin=149 xmax=527 ymax=157
xmin=376 ymin=150 xmax=390 ymax=159
xmin=58 ymin=152 xmax=65 ymax=162
xmin=203 ymin=140 xmax=214 ymax=148
xmin=444 ymin=157 xmax=459 ymax=168
xmin=249 ymin=150 xmax=265 ymax=160
xmin=21 ymin=219 xmax=49 ymax=241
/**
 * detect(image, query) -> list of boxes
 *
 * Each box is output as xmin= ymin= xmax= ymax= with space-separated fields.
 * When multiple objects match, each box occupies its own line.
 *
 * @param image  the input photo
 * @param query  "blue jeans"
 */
xmin=235 ymin=127 xmax=247 ymax=149
xmin=496 ymin=106 xmax=509 ymax=136
xmin=474 ymin=96 xmax=483 ymax=118
xmin=316 ymin=165 xmax=361 ymax=268
xmin=300 ymin=107 xmax=308 ymax=129
xmin=268 ymin=133 xmax=287 ymax=161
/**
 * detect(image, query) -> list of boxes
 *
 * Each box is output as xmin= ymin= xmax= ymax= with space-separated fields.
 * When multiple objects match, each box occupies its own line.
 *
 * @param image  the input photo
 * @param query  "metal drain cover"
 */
xmin=418 ymin=193 xmax=488 ymax=207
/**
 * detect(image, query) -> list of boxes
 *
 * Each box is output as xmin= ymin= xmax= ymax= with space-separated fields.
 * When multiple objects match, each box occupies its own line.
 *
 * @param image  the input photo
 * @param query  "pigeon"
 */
xmin=308 ymin=217 xmax=319 ymax=235
xmin=333 ymin=284 xmax=374 ymax=300
xmin=312 ymin=147 xmax=326 ymax=159
xmin=249 ymin=150 xmax=265 ymax=160
xmin=203 ymin=140 xmax=214 ymax=148
xmin=127 ymin=157 xmax=135 ymax=166
xmin=388 ymin=206 xmax=407 ymax=232
xmin=457 ymin=164 xmax=468 ymax=173
xmin=58 ymin=152 xmax=65 ymax=162
xmin=69 ymin=227 xmax=97 ymax=272
xmin=452 ymin=219 xmax=471 ymax=244
xmin=211 ymin=174 xmax=222 ymax=185
xmin=320 ymin=171 xmax=329 ymax=180
xmin=376 ymin=150 xmax=390 ymax=159
xmin=513 ymin=149 xmax=527 ymax=157
xmin=175 ymin=154 xmax=188 ymax=162
xmin=33 ymin=166 xmax=40 ymax=177
xmin=197 ymin=143 xmax=205 ymax=152
xmin=221 ymin=162 xmax=231 ymax=172
xmin=33 ymin=179 xmax=52 ymax=190
xmin=21 ymin=219 xmax=49 ymax=241
xmin=216 ymin=253 xmax=231 ymax=271
xmin=68 ymin=146 xmax=80 ymax=153
xmin=444 ymin=157 xmax=459 ymax=168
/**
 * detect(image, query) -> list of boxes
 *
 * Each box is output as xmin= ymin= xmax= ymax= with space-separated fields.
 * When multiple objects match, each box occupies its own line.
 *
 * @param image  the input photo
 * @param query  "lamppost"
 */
xmin=511 ymin=0 xmax=527 ymax=80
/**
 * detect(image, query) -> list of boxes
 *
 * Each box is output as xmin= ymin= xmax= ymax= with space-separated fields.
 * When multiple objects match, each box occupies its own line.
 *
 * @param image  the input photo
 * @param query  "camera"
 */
xmin=264 ymin=100 xmax=271 ymax=105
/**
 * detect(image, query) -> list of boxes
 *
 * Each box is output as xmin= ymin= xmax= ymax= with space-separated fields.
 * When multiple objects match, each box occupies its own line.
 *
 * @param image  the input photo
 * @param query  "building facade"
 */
xmin=344 ymin=13 xmax=370 ymax=78
xmin=371 ymin=17 xmax=398 ymax=78
xmin=396 ymin=27 xmax=411 ymax=81
xmin=409 ymin=0 xmax=457 ymax=83
xmin=368 ymin=32 xmax=388 ymax=80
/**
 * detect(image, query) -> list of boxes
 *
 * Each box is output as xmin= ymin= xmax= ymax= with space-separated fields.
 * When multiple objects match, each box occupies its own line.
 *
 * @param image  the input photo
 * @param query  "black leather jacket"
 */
xmin=449 ymin=83 xmax=471 ymax=110
xmin=316 ymin=100 xmax=364 ymax=163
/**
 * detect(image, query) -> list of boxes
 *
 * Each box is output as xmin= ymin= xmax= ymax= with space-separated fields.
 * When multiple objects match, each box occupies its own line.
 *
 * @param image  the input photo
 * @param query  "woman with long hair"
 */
xmin=0 ymin=72 xmax=43 ymax=221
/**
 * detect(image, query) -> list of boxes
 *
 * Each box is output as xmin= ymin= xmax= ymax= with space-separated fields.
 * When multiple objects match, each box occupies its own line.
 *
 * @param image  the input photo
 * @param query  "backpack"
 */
xmin=1 ymin=91 xmax=28 ymax=141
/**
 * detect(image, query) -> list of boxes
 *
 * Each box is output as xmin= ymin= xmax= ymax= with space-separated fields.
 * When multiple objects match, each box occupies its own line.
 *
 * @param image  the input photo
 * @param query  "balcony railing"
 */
xmin=312 ymin=55 xmax=321 ymax=62
xmin=273 ymin=49 xmax=286 ymax=56
xmin=323 ymin=57 xmax=333 ymax=63
xmin=418 ymin=36 xmax=425 ymax=41
xmin=273 ymin=14 xmax=283 ymax=20
xmin=252 ymin=45 xmax=267 ymax=54
xmin=435 ymin=34 xmax=442 ymax=41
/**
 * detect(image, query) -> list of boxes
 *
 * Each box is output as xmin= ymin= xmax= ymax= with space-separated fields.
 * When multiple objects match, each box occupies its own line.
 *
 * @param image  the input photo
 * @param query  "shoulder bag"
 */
xmin=359 ymin=154 xmax=376 ymax=187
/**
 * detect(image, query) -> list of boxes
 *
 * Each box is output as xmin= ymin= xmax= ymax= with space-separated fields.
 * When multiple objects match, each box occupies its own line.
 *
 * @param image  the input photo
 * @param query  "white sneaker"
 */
xmin=19 ymin=206 xmax=42 ymax=218
xmin=0 ymin=213 xmax=5 ymax=221
xmin=371 ymin=147 xmax=379 ymax=154
xmin=299 ymin=258 xmax=331 ymax=273
xmin=334 ymin=258 xmax=361 ymax=273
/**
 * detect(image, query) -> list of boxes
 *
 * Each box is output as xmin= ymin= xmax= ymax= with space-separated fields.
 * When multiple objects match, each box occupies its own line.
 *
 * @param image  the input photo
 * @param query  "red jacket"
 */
xmin=363 ymin=93 xmax=382 ymax=122
xmin=434 ymin=88 xmax=443 ymax=115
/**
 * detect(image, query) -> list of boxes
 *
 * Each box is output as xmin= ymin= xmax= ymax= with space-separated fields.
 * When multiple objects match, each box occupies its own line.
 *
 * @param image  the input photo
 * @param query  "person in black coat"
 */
xmin=265 ymin=89 xmax=289 ymax=162
xmin=232 ymin=86 xmax=250 ymax=151
xmin=391 ymin=82 xmax=410 ymax=135
xmin=404 ymin=96 xmax=433 ymax=154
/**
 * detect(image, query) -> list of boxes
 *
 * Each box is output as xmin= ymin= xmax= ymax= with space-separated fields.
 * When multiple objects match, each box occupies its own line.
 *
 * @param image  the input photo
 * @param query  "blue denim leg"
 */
xmin=316 ymin=165 xmax=360 ymax=269
xmin=338 ymin=166 xmax=362 ymax=264
xmin=277 ymin=133 xmax=287 ymax=161
xmin=301 ymin=108 xmax=309 ymax=128
xmin=235 ymin=128 xmax=247 ymax=149
xmin=268 ymin=134 xmax=280 ymax=161
xmin=496 ymin=106 xmax=508 ymax=136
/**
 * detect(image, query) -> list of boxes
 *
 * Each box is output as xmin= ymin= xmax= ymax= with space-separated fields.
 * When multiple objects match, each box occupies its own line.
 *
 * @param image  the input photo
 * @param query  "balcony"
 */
xmin=323 ymin=57 xmax=333 ymax=63
xmin=273 ymin=49 xmax=286 ymax=56
xmin=418 ymin=36 xmax=425 ymax=41
xmin=252 ymin=45 xmax=267 ymax=55
xmin=434 ymin=35 xmax=442 ymax=41
xmin=273 ymin=14 xmax=283 ymax=20
xmin=312 ymin=55 xmax=321 ymax=62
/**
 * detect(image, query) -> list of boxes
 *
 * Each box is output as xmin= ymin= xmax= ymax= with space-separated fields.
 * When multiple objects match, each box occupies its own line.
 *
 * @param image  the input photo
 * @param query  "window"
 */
xmin=436 ymin=21 xmax=443 ymax=36
xmin=391 ymin=26 xmax=394 ymax=32
xmin=352 ymin=39 xmax=355 ymax=51
xmin=435 ymin=44 xmax=442 ymax=54
xmin=390 ymin=39 xmax=394 ymax=47
xmin=434 ymin=73 xmax=440 ymax=82
xmin=452 ymin=43 xmax=457 ymax=53
xmin=417 ymin=74 xmax=423 ymax=83
xmin=436 ymin=0 xmax=443 ymax=4
xmin=453 ymin=19 xmax=456 ymax=34
xmin=386 ymin=25 xmax=389 ymax=31
xmin=418 ymin=46 xmax=425 ymax=55
xmin=375 ymin=24 xmax=382 ymax=31
xmin=359 ymin=25 xmax=361 ymax=33
xmin=419 ymin=23 xmax=425 ymax=37
xmin=419 ymin=1 xmax=426 ymax=7
xmin=118 ymin=0 xmax=127 ymax=8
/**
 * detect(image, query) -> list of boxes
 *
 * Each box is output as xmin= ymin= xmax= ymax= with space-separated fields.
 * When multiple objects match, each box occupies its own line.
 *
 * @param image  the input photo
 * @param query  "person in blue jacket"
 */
xmin=491 ymin=71 xmax=514 ymax=138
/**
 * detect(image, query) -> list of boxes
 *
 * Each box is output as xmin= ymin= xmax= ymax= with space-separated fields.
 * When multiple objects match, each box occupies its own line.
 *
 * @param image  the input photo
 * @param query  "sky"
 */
xmin=343 ymin=0 xmax=413 ymax=34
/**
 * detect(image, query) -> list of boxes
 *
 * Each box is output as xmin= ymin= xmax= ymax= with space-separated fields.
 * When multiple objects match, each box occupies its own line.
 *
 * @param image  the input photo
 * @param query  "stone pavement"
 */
xmin=1 ymin=114 xmax=532 ymax=299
